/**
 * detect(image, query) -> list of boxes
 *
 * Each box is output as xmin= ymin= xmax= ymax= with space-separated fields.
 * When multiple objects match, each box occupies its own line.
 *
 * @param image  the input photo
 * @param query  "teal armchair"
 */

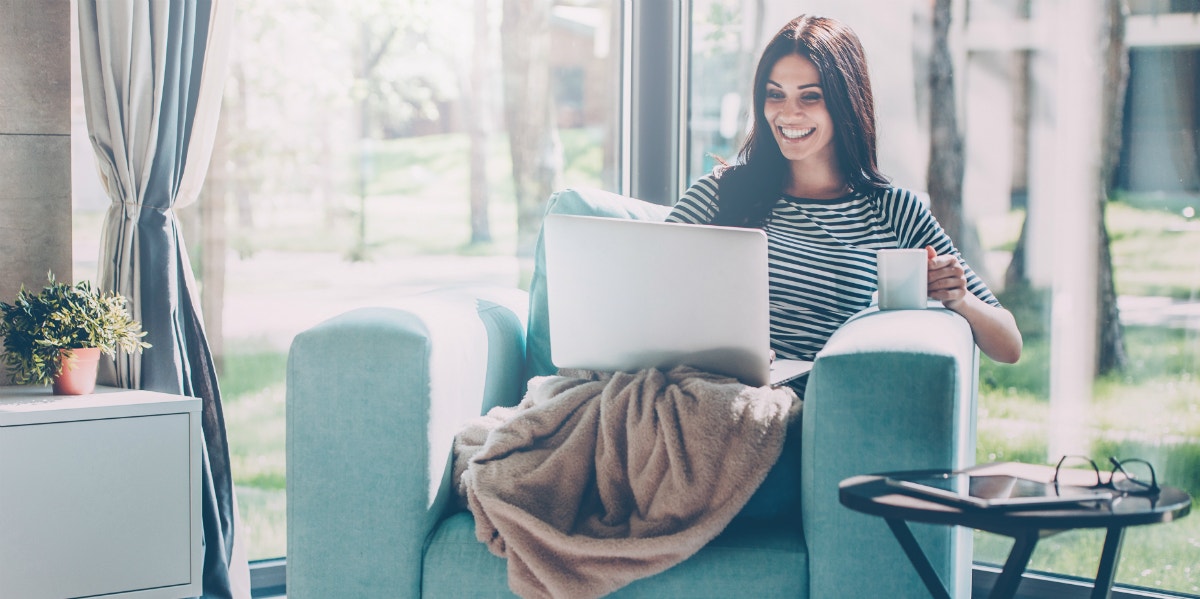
xmin=286 ymin=188 xmax=979 ymax=598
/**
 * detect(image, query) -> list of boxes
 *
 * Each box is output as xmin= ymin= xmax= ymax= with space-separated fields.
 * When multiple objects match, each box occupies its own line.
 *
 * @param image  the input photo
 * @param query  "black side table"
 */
xmin=839 ymin=463 xmax=1191 ymax=599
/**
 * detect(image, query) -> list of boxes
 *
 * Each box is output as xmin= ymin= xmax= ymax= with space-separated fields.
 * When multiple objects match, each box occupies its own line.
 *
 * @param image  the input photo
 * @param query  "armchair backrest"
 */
xmin=525 ymin=188 xmax=672 ymax=379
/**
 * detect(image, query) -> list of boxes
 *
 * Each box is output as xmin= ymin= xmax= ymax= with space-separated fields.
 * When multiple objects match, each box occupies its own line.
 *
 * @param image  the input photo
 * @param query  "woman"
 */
xmin=668 ymin=14 xmax=1022 ymax=367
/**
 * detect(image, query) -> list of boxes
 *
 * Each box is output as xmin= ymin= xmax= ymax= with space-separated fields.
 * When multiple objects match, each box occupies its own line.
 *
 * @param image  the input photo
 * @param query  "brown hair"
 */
xmin=714 ymin=14 xmax=890 ymax=227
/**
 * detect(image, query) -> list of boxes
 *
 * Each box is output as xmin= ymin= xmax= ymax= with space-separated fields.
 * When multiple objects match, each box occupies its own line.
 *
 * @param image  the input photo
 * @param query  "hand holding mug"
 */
xmin=925 ymin=245 xmax=968 ymax=308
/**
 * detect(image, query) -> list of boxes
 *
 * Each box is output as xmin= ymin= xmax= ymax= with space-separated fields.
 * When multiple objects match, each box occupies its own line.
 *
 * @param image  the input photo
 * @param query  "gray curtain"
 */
xmin=77 ymin=1 xmax=247 ymax=598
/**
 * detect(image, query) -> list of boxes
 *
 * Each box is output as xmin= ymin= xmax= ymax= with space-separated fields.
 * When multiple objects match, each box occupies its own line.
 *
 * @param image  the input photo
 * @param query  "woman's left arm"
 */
xmin=926 ymin=247 xmax=1023 ymax=363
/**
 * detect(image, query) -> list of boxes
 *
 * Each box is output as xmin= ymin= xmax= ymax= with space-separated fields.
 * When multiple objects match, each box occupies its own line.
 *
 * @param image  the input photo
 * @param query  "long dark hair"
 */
xmin=713 ymin=15 xmax=890 ymax=227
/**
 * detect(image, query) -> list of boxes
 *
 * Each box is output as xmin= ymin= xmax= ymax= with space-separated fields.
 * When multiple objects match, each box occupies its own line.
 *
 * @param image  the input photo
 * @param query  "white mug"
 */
xmin=876 ymin=248 xmax=928 ymax=310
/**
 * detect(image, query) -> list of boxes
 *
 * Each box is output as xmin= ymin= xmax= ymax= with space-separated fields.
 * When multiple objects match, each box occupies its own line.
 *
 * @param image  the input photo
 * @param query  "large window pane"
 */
xmin=73 ymin=0 xmax=624 ymax=562
xmin=686 ymin=0 xmax=757 ymax=181
xmin=688 ymin=1 xmax=1199 ymax=596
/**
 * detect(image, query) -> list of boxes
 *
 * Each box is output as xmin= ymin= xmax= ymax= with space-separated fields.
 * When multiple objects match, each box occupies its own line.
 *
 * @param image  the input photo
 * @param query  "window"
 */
xmin=687 ymin=1 xmax=1199 ymax=596
xmin=73 ymin=0 xmax=624 ymax=566
xmin=69 ymin=0 xmax=1197 ymax=594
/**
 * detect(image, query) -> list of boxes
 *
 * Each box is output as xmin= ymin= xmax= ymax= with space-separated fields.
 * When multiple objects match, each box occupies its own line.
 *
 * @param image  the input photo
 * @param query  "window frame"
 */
xmin=627 ymin=0 xmax=689 ymax=204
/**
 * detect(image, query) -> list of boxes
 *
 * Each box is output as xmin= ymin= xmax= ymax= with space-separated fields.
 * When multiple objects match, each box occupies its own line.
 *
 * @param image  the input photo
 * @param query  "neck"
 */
xmin=785 ymin=162 xmax=849 ymax=199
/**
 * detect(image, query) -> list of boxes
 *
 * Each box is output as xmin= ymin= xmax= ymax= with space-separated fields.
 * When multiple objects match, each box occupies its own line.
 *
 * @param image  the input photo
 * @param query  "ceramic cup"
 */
xmin=876 ymin=248 xmax=928 ymax=310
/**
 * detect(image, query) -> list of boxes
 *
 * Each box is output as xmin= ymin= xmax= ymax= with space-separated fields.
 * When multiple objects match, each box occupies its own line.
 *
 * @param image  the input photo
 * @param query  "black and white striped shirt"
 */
xmin=667 ymin=173 xmax=1000 ymax=361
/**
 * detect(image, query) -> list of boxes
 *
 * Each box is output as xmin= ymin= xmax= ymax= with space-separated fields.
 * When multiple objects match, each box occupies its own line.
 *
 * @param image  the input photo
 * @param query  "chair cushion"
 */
xmin=422 ymin=511 xmax=809 ymax=599
xmin=525 ymin=187 xmax=672 ymax=379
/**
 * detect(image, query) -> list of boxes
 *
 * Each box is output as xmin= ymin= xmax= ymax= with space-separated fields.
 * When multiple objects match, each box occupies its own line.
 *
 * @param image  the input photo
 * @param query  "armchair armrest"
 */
xmin=286 ymin=286 xmax=528 ymax=598
xmin=801 ymin=306 xmax=978 ymax=599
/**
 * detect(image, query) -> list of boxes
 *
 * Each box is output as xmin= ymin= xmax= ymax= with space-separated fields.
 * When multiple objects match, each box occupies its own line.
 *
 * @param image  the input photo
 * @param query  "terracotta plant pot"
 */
xmin=53 ymin=347 xmax=101 ymax=395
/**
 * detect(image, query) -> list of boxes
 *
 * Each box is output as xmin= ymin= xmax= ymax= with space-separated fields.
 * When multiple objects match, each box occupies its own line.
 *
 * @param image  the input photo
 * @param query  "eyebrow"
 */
xmin=767 ymin=79 xmax=822 ymax=90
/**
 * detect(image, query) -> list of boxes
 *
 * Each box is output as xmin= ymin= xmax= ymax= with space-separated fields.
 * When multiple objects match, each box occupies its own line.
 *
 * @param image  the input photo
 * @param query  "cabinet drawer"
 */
xmin=0 ymin=413 xmax=197 ymax=599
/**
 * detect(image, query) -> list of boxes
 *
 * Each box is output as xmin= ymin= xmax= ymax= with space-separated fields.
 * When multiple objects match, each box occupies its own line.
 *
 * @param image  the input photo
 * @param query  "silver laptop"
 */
xmin=542 ymin=214 xmax=812 ymax=388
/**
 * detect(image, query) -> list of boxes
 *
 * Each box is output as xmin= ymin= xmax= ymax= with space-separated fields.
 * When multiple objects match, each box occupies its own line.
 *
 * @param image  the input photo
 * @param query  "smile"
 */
xmin=779 ymin=126 xmax=815 ymax=140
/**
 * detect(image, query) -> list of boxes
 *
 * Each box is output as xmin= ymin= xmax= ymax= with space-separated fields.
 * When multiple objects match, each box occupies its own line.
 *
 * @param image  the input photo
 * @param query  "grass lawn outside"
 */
xmin=976 ymin=329 xmax=1200 ymax=594
xmin=975 ymin=197 xmax=1200 ymax=595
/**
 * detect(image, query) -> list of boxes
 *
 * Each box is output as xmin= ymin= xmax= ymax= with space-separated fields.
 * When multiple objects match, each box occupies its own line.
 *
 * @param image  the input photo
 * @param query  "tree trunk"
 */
xmin=349 ymin=20 xmax=398 ymax=262
xmin=928 ymin=0 xmax=988 ymax=279
xmin=502 ymin=0 xmax=561 ymax=261
xmin=468 ymin=0 xmax=493 ymax=245
xmin=1003 ymin=0 xmax=1129 ymax=375
xmin=351 ymin=22 xmax=372 ymax=262
xmin=1004 ymin=215 xmax=1029 ymax=292
xmin=1095 ymin=0 xmax=1130 ymax=374
xmin=729 ymin=0 xmax=765 ymax=155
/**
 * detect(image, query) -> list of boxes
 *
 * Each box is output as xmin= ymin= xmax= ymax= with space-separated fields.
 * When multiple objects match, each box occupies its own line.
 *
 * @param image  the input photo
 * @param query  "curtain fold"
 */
xmin=77 ymin=1 xmax=247 ymax=598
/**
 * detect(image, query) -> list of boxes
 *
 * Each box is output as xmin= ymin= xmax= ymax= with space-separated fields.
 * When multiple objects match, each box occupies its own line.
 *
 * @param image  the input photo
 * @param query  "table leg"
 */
xmin=1091 ymin=526 xmax=1126 ymax=599
xmin=884 ymin=517 xmax=952 ymax=599
xmin=988 ymin=531 xmax=1039 ymax=599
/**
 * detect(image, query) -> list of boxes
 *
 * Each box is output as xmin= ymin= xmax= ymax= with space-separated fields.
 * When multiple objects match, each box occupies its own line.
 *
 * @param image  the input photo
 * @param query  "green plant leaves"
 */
xmin=0 ymin=272 xmax=150 ymax=386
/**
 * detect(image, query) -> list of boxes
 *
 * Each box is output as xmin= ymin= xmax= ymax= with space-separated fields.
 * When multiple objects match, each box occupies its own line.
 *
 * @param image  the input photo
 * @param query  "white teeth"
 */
xmin=780 ymin=127 xmax=814 ymax=140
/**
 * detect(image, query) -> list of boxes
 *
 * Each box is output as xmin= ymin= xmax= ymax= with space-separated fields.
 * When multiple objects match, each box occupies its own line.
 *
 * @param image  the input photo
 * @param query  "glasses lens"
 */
xmin=1055 ymin=455 xmax=1102 ymax=487
xmin=1113 ymin=459 xmax=1156 ymax=493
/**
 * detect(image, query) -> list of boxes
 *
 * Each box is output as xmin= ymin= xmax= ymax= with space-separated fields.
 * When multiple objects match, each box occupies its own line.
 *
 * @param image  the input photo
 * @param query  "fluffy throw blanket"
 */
xmin=453 ymin=365 xmax=799 ymax=599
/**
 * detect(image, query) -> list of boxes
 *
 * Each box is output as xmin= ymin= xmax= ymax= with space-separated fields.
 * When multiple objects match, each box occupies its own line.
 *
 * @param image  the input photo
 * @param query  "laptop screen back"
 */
xmin=542 ymin=214 xmax=774 ymax=386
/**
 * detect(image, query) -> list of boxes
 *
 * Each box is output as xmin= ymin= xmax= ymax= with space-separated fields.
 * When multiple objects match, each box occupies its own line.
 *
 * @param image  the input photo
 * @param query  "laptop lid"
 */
xmin=542 ymin=214 xmax=811 ymax=388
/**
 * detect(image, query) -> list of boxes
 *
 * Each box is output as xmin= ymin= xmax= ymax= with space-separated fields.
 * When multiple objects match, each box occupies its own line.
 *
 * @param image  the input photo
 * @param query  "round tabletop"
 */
xmin=839 ymin=473 xmax=1192 ymax=535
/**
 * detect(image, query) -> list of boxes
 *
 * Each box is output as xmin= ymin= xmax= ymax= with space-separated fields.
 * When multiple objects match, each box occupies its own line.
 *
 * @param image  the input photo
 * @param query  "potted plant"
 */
xmin=0 ymin=272 xmax=150 ymax=395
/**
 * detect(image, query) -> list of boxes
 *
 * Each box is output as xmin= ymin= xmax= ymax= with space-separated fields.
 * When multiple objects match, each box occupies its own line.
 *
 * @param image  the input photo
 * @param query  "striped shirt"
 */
xmin=667 ymin=173 xmax=1000 ymax=361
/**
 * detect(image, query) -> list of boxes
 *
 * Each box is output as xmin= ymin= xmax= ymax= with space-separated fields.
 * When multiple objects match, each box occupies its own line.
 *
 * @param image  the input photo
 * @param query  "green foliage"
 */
xmin=980 ymin=336 xmax=1051 ymax=398
xmin=1106 ymin=200 xmax=1200 ymax=300
xmin=0 ymin=272 xmax=150 ymax=386
xmin=220 ymin=348 xmax=287 ymax=399
xmin=976 ymin=318 xmax=1200 ymax=593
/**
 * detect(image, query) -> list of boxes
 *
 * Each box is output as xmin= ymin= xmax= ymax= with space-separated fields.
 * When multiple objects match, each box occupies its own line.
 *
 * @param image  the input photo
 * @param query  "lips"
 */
xmin=779 ymin=126 xmax=815 ymax=140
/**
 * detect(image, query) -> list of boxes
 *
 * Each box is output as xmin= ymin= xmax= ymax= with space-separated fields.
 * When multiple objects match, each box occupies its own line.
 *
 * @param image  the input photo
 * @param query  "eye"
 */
xmin=800 ymin=91 xmax=823 ymax=103
xmin=766 ymin=89 xmax=786 ymax=101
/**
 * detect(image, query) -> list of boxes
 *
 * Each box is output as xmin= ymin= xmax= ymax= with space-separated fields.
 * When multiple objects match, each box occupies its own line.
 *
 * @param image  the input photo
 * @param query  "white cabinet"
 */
xmin=0 ymin=385 xmax=202 ymax=599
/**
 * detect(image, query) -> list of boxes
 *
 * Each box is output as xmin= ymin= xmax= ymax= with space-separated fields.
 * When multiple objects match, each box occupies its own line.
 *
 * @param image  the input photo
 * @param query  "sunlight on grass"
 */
xmin=1107 ymin=202 xmax=1200 ymax=300
xmin=227 ymin=385 xmax=286 ymax=490
xmin=236 ymin=485 xmax=287 ymax=561
xmin=974 ymin=518 xmax=1200 ymax=595
xmin=219 ymin=342 xmax=287 ymax=561
xmin=976 ymin=321 xmax=1200 ymax=594
xmin=981 ymin=202 xmax=1200 ymax=299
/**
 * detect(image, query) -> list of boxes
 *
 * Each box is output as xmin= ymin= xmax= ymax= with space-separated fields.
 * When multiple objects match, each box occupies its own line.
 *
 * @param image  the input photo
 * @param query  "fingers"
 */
xmin=925 ymin=246 xmax=959 ymax=272
xmin=925 ymin=246 xmax=968 ymax=303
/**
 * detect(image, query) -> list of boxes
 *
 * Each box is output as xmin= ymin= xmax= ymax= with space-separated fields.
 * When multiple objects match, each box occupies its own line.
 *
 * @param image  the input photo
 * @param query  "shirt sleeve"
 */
xmin=667 ymin=173 xmax=721 ymax=224
xmin=884 ymin=188 xmax=1002 ymax=308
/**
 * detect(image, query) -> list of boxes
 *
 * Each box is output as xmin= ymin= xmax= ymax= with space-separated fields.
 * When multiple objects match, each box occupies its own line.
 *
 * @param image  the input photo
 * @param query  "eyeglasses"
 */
xmin=1053 ymin=455 xmax=1160 ymax=496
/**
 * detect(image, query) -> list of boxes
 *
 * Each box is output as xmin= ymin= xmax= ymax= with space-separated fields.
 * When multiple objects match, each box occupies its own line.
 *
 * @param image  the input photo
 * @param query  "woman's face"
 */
xmin=762 ymin=53 xmax=836 ymax=167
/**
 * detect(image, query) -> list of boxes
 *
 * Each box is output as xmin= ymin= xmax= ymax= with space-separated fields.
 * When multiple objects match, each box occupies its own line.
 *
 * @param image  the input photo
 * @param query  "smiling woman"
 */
xmin=670 ymin=13 xmax=1021 ymax=383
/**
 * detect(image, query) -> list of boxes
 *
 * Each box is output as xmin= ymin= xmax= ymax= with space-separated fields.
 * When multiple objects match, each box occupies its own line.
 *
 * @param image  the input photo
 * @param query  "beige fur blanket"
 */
xmin=453 ymin=365 xmax=799 ymax=599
